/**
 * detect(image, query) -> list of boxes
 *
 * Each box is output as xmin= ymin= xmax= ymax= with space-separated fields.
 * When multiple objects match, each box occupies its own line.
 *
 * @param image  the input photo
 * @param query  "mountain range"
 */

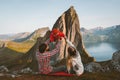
xmin=0 ymin=27 xmax=49 ymax=42
xmin=81 ymin=25 xmax=120 ymax=43
xmin=13 ymin=27 xmax=49 ymax=42
xmin=0 ymin=25 xmax=120 ymax=43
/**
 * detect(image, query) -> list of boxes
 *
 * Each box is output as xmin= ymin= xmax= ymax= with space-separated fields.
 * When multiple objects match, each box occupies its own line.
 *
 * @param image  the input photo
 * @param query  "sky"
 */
xmin=0 ymin=0 xmax=120 ymax=34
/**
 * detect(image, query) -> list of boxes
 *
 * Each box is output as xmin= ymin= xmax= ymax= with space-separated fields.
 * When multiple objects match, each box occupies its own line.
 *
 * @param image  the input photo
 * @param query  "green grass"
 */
xmin=7 ymin=40 xmax=35 ymax=53
xmin=0 ymin=40 xmax=35 ymax=66
xmin=0 ymin=47 xmax=23 ymax=65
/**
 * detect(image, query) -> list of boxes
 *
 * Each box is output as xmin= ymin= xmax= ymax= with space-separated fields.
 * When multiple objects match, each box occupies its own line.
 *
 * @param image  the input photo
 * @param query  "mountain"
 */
xmin=13 ymin=27 xmax=49 ymax=42
xmin=81 ymin=25 xmax=120 ymax=43
xmin=0 ymin=27 xmax=49 ymax=42
xmin=81 ymin=27 xmax=108 ymax=42
xmin=52 ymin=6 xmax=94 ymax=63
xmin=0 ymin=33 xmax=30 ymax=41
xmin=81 ymin=27 xmax=92 ymax=35
xmin=0 ymin=34 xmax=13 ymax=40
xmin=106 ymin=25 xmax=120 ymax=42
xmin=28 ymin=27 xmax=49 ymax=41
xmin=10 ymin=32 xmax=30 ymax=40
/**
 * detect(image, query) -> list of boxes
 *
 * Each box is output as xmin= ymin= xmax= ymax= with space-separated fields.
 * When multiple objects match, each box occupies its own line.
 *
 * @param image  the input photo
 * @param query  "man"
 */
xmin=36 ymin=39 xmax=66 ymax=74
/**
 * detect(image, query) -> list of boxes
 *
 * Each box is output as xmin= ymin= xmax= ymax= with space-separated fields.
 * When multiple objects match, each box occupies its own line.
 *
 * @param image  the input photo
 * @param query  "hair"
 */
xmin=68 ymin=47 xmax=76 ymax=57
xmin=39 ymin=43 xmax=48 ymax=53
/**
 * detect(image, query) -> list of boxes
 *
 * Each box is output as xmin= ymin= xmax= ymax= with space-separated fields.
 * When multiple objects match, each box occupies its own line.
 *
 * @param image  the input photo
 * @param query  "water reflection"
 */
xmin=83 ymin=42 xmax=120 ymax=61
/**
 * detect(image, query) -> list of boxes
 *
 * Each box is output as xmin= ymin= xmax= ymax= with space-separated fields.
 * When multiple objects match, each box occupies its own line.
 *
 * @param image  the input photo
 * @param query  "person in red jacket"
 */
xmin=50 ymin=28 xmax=65 ymax=42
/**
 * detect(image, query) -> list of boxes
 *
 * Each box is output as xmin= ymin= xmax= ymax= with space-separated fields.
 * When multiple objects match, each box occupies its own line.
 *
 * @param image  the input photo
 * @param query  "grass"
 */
xmin=0 ymin=40 xmax=35 ymax=66
xmin=0 ymin=47 xmax=23 ymax=65
xmin=7 ymin=40 xmax=35 ymax=53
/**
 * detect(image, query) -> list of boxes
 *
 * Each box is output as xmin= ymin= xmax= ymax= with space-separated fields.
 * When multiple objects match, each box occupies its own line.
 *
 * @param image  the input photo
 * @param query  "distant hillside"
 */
xmin=0 ymin=33 xmax=30 ymax=41
xmin=0 ymin=34 xmax=14 ymax=40
xmin=0 ymin=27 xmax=49 ymax=42
xmin=81 ymin=25 xmax=120 ymax=43
xmin=107 ymin=25 xmax=120 ymax=42
xmin=81 ymin=27 xmax=108 ymax=42
xmin=28 ymin=27 xmax=49 ymax=41
xmin=10 ymin=32 xmax=30 ymax=40
xmin=13 ymin=27 xmax=49 ymax=42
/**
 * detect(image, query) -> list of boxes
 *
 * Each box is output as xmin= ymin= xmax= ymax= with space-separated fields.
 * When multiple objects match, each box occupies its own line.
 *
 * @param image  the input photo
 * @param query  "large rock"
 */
xmin=0 ymin=65 xmax=9 ymax=72
xmin=85 ymin=50 xmax=120 ymax=73
xmin=85 ymin=62 xmax=102 ymax=72
xmin=20 ymin=67 xmax=32 ymax=73
xmin=52 ymin=6 xmax=94 ymax=63
xmin=111 ymin=50 xmax=120 ymax=72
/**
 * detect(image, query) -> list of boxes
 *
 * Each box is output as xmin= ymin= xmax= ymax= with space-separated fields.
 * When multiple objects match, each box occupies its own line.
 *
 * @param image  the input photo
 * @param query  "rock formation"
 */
xmin=52 ymin=6 xmax=94 ymax=63
xmin=111 ymin=50 xmax=120 ymax=72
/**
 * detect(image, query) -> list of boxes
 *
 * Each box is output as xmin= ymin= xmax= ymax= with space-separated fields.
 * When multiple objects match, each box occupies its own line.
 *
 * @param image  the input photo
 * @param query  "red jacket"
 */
xmin=50 ymin=29 xmax=65 ymax=42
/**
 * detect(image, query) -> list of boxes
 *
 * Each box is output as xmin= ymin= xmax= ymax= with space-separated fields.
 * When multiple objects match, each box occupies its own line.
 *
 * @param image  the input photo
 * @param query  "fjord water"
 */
xmin=84 ymin=42 xmax=120 ymax=61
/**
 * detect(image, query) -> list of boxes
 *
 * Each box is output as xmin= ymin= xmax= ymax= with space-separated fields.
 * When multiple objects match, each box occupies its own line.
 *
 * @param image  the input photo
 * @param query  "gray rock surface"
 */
xmin=20 ymin=67 xmax=32 ymax=73
xmin=85 ymin=62 xmax=102 ymax=72
xmin=0 ymin=65 xmax=9 ymax=72
xmin=85 ymin=50 xmax=120 ymax=72
xmin=111 ymin=50 xmax=120 ymax=72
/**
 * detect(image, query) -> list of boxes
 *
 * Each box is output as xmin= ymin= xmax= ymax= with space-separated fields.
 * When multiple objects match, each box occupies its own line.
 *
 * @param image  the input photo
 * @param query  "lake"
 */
xmin=84 ymin=42 xmax=120 ymax=61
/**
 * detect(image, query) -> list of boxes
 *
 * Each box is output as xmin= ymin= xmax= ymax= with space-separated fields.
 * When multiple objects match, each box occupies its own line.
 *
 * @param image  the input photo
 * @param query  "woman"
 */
xmin=66 ymin=39 xmax=84 ymax=76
